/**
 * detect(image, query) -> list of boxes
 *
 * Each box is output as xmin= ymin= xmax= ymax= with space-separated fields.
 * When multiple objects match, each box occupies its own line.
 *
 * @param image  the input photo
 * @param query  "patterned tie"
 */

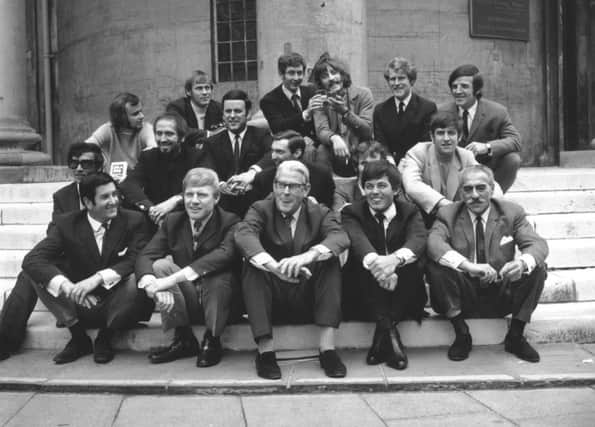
xmin=291 ymin=93 xmax=302 ymax=113
xmin=192 ymin=220 xmax=202 ymax=251
xmin=475 ymin=215 xmax=486 ymax=264
xmin=232 ymin=134 xmax=241 ymax=174
xmin=461 ymin=109 xmax=470 ymax=146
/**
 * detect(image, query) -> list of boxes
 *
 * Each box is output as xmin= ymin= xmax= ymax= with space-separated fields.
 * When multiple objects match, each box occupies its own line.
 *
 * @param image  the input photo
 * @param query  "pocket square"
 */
xmin=499 ymin=236 xmax=513 ymax=246
xmin=117 ymin=247 xmax=128 ymax=256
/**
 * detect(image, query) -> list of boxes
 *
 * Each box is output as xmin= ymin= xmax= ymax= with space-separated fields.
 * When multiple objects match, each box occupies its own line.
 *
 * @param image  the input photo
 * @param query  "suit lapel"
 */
xmin=445 ymin=152 xmax=464 ymax=200
xmin=181 ymin=216 xmax=194 ymax=256
xmin=101 ymin=213 xmax=126 ymax=264
xmin=484 ymin=206 xmax=502 ymax=257
xmin=239 ymin=127 xmax=252 ymax=164
xmin=469 ymin=100 xmax=485 ymax=140
xmin=65 ymin=183 xmax=81 ymax=212
xmin=194 ymin=210 xmax=219 ymax=253
xmin=292 ymin=203 xmax=309 ymax=254
xmin=428 ymin=146 xmax=443 ymax=192
xmin=456 ymin=208 xmax=474 ymax=256
xmin=386 ymin=205 xmax=405 ymax=246
xmin=77 ymin=214 xmax=102 ymax=266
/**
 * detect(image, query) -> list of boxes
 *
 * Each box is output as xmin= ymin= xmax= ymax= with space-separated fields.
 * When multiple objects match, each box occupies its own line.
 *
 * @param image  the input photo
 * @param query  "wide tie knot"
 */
xmin=398 ymin=101 xmax=405 ymax=115
xmin=374 ymin=212 xmax=385 ymax=224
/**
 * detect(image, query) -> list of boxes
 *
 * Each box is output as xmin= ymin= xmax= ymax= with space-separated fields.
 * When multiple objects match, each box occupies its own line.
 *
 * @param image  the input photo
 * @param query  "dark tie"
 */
xmin=461 ymin=109 xmax=470 ymax=146
xmin=291 ymin=94 xmax=302 ymax=113
xmin=192 ymin=220 xmax=202 ymax=251
xmin=475 ymin=215 xmax=486 ymax=264
xmin=232 ymin=134 xmax=241 ymax=174
xmin=99 ymin=222 xmax=109 ymax=254
xmin=398 ymin=101 xmax=405 ymax=116
xmin=374 ymin=212 xmax=387 ymax=254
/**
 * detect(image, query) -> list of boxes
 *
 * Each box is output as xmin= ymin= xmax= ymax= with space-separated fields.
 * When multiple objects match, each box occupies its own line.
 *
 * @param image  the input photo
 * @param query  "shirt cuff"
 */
xmin=181 ymin=266 xmax=199 ymax=282
xmin=393 ymin=248 xmax=417 ymax=266
xmin=362 ymin=252 xmax=379 ymax=269
xmin=519 ymin=254 xmax=536 ymax=274
xmin=99 ymin=269 xmax=122 ymax=290
xmin=47 ymin=275 xmax=68 ymax=298
xmin=250 ymin=252 xmax=276 ymax=268
xmin=249 ymin=165 xmax=262 ymax=174
xmin=311 ymin=244 xmax=332 ymax=261
xmin=137 ymin=275 xmax=155 ymax=289
xmin=439 ymin=250 xmax=467 ymax=271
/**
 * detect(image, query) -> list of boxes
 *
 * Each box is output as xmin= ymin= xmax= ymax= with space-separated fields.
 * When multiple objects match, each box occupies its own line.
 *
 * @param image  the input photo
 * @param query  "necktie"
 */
xmin=461 ymin=109 xmax=470 ymax=146
xmin=475 ymin=215 xmax=486 ymax=264
xmin=284 ymin=215 xmax=294 ymax=239
xmin=98 ymin=222 xmax=109 ymax=254
xmin=398 ymin=101 xmax=405 ymax=116
xmin=233 ymin=134 xmax=241 ymax=174
xmin=375 ymin=212 xmax=387 ymax=254
xmin=192 ymin=220 xmax=202 ymax=251
xmin=291 ymin=94 xmax=302 ymax=113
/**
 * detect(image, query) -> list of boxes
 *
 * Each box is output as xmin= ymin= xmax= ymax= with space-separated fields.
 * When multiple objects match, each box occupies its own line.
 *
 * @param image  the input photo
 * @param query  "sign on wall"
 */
xmin=469 ymin=0 xmax=530 ymax=41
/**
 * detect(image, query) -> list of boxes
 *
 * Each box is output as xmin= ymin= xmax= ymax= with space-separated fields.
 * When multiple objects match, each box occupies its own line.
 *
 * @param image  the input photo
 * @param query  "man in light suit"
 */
xmin=0 ymin=142 xmax=104 ymax=361
xmin=426 ymin=165 xmax=548 ymax=363
xmin=22 ymin=173 xmax=151 ymax=364
xmin=439 ymin=64 xmax=521 ymax=192
xmin=400 ymin=111 xmax=479 ymax=226
xmin=342 ymin=161 xmax=427 ymax=370
xmin=136 ymin=168 xmax=240 ymax=367
xmin=235 ymin=160 xmax=350 ymax=380
xmin=374 ymin=57 xmax=437 ymax=165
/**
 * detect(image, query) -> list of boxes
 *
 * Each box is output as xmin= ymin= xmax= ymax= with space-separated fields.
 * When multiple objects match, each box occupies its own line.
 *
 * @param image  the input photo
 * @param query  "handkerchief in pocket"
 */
xmin=118 ymin=247 xmax=128 ymax=256
xmin=499 ymin=235 xmax=513 ymax=246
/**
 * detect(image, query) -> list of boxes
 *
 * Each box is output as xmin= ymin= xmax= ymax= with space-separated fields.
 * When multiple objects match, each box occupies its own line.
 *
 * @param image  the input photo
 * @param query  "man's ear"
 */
xmin=82 ymin=196 xmax=93 ymax=210
xmin=292 ymin=149 xmax=303 ymax=159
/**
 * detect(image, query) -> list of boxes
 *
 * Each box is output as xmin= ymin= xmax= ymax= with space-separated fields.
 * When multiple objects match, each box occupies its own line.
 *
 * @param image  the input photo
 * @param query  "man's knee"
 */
xmin=152 ymin=256 xmax=178 ymax=278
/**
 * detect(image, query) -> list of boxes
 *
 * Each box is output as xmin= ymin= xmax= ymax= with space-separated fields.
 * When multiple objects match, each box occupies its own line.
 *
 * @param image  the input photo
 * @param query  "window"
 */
xmin=213 ymin=0 xmax=257 ymax=82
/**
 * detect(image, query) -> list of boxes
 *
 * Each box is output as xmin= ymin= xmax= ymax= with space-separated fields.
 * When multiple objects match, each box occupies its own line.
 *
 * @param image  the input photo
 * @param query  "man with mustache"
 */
xmin=374 ymin=57 xmax=437 ymax=165
xmin=311 ymin=53 xmax=374 ymax=177
xmin=119 ymin=113 xmax=212 ymax=226
xmin=426 ymin=165 xmax=548 ymax=363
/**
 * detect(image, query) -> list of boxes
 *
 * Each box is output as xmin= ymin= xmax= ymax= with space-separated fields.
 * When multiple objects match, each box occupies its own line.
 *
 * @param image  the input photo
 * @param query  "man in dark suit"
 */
xmin=166 ymin=70 xmax=224 ymax=135
xmin=136 ymin=168 xmax=240 ymax=367
xmin=22 ymin=173 xmax=151 ymax=364
xmin=342 ymin=161 xmax=427 ymax=370
xmin=426 ymin=165 xmax=548 ymax=363
xmin=235 ymin=160 xmax=350 ymax=380
xmin=438 ymin=64 xmax=521 ymax=193
xmin=119 ymin=112 xmax=212 ymax=226
xmin=248 ymin=130 xmax=335 ymax=208
xmin=374 ymin=57 xmax=437 ymax=165
xmin=260 ymin=52 xmax=321 ymax=140
xmin=0 ymin=142 xmax=104 ymax=361
xmin=204 ymin=89 xmax=272 ymax=216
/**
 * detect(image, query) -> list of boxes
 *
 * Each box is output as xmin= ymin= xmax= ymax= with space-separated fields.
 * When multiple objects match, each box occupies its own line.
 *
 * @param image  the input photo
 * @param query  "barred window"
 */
xmin=213 ymin=0 xmax=257 ymax=82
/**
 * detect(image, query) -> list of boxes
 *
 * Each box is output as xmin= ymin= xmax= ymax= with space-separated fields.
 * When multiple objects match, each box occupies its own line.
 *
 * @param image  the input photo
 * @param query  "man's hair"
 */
xmin=429 ymin=111 xmax=461 ymax=134
xmin=448 ymin=64 xmax=483 ymax=99
xmin=109 ymin=92 xmax=141 ymax=132
xmin=384 ymin=57 xmax=417 ymax=84
xmin=273 ymin=130 xmax=305 ymax=156
xmin=278 ymin=52 xmax=306 ymax=75
xmin=310 ymin=52 xmax=352 ymax=89
xmin=153 ymin=112 xmax=189 ymax=141
xmin=182 ymin=167 xmax=220 ymax=196
xmin=459 ymin=165 xmax=495 ymax=189
xmin=221 ymin=89 xmax=252 ymax=111
xmin=361 ymin=141 xmax=389 ymax=161
xmin=361 ymin=160 xmax=402 ymax=190
xmin=184 ymin=70 xmax=213 ymax=94
xmin=67 ymin=142 xmax=104 ymax=168
xmin=276 ymin=160 xmax=310 ymax=185
xmin=79 ymin=172 xmax=116 ymax=205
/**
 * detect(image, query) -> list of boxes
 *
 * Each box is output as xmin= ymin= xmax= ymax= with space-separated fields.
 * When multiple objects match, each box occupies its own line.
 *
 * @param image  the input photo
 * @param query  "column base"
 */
xmin=0 ymin=150 xmax=52 ymax=166
xmin=0 ymin=118 xmax=50 ymax=166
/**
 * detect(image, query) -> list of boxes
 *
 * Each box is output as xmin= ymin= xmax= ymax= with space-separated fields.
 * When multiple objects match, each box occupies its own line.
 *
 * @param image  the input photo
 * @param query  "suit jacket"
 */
xmin=235 ymin=196 xmax=350 ymax=261
xmin=204 ymin=126 xmax=273 ymax=182
xmin=259 ymin=84 xmax=316 ymax=138
xmin=313 ymin=86 xmax=374 ymax=150
xmin=427 ymin=199 xmax=549 ymax=272
xmin=374 ymin=93 xmax=437 ymax=164
xmin=438 ymin=98 xmax=521 ymax=158
xmin=52 ymin=182 xmax=80 ymax=221
xmin=166 ymin=98 xmax=224 ymax=132
xmin=119 ymin=143 xmax=211 ymax=208
xmin=136 ymin=206 xmax=240 ymax=280
xmin=400 ymin=142 xmax=478 ymax=214
xmin=22 ymin=208 xmax=150 ymax=285
xmin=248 ymin=161 xmax=335 ymax=208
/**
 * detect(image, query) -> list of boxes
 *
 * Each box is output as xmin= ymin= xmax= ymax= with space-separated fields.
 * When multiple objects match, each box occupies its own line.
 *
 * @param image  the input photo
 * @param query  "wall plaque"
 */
xmin=469 ymin=0 xmax=530 ymax=41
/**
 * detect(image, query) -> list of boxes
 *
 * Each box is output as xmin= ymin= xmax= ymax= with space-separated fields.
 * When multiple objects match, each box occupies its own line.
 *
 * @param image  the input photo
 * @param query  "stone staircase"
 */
xmin=0 ymin=167 xmax=594 ymax=351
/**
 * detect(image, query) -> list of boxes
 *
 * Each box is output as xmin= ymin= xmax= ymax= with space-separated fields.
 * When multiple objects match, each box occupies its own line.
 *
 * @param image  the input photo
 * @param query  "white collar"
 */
xmin=394 ymin=91 xmax=412 ymax=110
xmin=282 ymin=205 xmax=302 ymax=222
xmin=282 ymin=85 xmax=302 ymax=102
xmin=467 ymin=206 xmax=490 ymax=225
xmin=87 ymin=213 xmax=110 ymax=232
xmin=190 ymin=211 xmax=213 ymax=229
xmin=227 ymin=127 xmax=248 ymax=144
xmin=369 ymin=202 xmax=397 ymax=223
xmin=459 ymin=100 xmax=478 ymax=119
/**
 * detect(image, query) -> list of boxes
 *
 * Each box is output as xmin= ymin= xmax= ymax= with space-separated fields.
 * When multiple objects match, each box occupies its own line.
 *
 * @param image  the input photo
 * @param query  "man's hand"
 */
xmin=229 ymin=170 xmax=257 ymax=186
xmin=465 ymin=142 xmax=489 ymax=156
xmin=155 ymin=291 xmax=175 ymax=313
xmin=499 ymin=259 xmax=526 ymax=283
xmin=378 ymin=273 xmax=398 ymax=291
xmin=326 ymin=95 xmax=349 ymax=114
xmin=305 ymin=94 xmax=327 ymax=120
xmin=149 ymin=197 xmax=179 ymax=224
xmin=278 ymin=250 xmax=318 ymax=279
xmin=462 ymin=261 xmax=498 ymax=285
xmin=437 ymin=198 xmax=453 ymax=209
xmin=369 ymin=254 xmax=402 ymax=283
xmin=263 ymin=261 xmax=300 ymax=283
xmin=70 ymin=275 xmax=102 ymax=306
xmin=139 ymin=274 xmax=158 ymax=298
xmin=331 ymin=135 xmax=350 ymax=158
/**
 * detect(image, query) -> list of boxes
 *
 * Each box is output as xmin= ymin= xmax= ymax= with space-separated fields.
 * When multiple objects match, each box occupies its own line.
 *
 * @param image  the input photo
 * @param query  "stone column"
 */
xmin=0 ymin=0 xmax=50 ymax=165
xmin=257 ymin=0 xmax=367 ymax=95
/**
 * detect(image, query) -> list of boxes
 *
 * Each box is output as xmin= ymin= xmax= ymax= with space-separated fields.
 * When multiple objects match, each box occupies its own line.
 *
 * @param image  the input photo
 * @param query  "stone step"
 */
xmin=0 ymin=182 xmax=68 ymax=203
xmin=0 ymin=203 xmax=53 ymax=225
xmin=0 ymin=225 xmax=46 ymax=250
xmin=529 ymin=213 xmax=595 ymax=239
xmin=509 ymin=167 xmax=595 ymax=192
xmin=505 ymin=190 xmax=595 ymax=215
xmin=20 ymin=301 xmax=595 ymax=351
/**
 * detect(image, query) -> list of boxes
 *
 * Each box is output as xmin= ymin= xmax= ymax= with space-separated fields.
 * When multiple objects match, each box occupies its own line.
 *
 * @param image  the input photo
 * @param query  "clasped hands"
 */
xmin=465 ymin=142 xmax=489 ymax=156
xmin=264 ymin=250 xmax=319 ymax=283
xmin=366 ymin=253 xmax=403 ymax=291
xmin=220 ymin=171 xmax=255 ymax=195
xmin=465 ymin=259 xmax=526 ymax=285
xmin=60 ymin=275 xmax=102 ymax=308
xmin=141 ymin=275 xmax=176 ymax=313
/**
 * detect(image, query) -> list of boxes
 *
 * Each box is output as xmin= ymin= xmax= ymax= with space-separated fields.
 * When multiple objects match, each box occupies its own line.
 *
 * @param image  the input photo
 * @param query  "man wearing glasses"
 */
xmin=235 ymin=160 xmax=350 ymax=380
xmin=426 ymin=165 xmax=548 ymax=363
xmin=0 ymin=143 xmax=104 ymax=360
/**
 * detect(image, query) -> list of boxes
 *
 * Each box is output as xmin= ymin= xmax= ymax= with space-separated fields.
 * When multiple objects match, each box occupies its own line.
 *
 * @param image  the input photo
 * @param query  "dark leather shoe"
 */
xmin=366 ymin=325 xmax=388 ymax=365
xmin=93 ymin=329 xmax=114 ymax=364
xmin=385 ymin=325 xmax=408 ymax=370
xmin=255 ymin=351 xmax=281 ymax=380
xmin=448 ymin=333 xmax=472 ymax=361
xmin=319 ymin=349 xmax=347 ymax=378
xmin=505 ymin=333 xmax=540 ymax=363
xmin=0 ymin=348 xmax=10 ymax=361
xmin=149 ymin=336 xmax=198 ymax=364
xmin=196 ymin=330 xmax=223 ymax=367
xmin=53 ymin=336 xmax=93 ymax=364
